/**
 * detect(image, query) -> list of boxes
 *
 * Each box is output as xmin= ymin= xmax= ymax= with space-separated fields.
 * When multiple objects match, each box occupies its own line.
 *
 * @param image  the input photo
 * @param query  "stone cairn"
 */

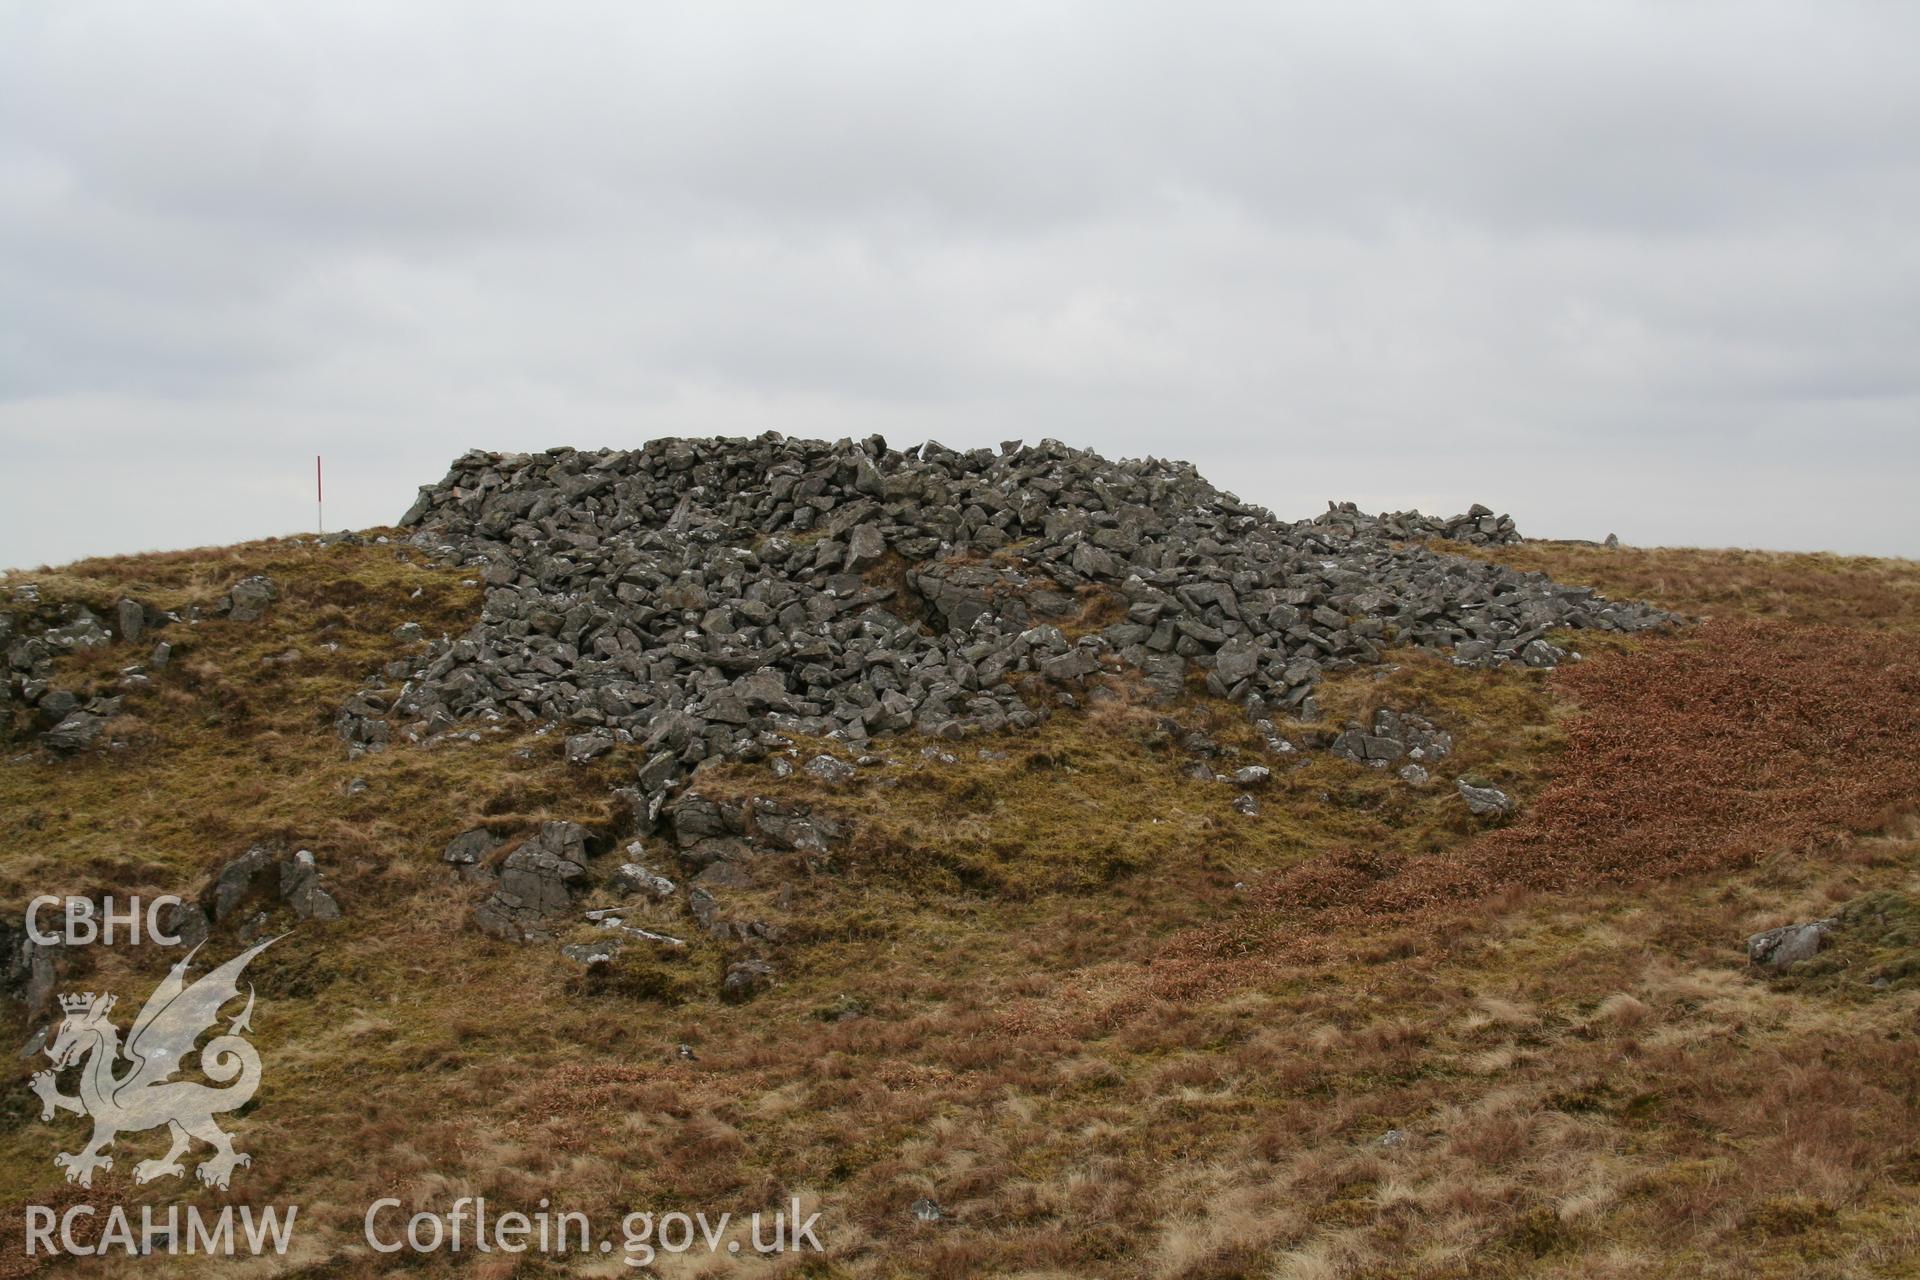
xmin=347 ymin=435 xmax=1671 ymax=828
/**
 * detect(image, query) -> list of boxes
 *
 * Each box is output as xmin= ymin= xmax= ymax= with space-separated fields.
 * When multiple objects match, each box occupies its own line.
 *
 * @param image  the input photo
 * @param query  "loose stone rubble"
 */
xmin=446 ymin=796 xmax=830 ymax=991
xmin=1330 ymin=709 xmax=1454 ymax=769
xmin=1308 ymin=501 xmax=1521 ymax=547
xmin=351 ymin=436 xmax=1678 ymax=993
xmin=363 ymin=437 xmax=1670 ymax=821
xmin=2 ymin=575 xmax=279 ymax=752
xmin=1 ymin=843 xmax=341 ymax=1019
xmin=179 ymin=842 xmax=344 ymax=945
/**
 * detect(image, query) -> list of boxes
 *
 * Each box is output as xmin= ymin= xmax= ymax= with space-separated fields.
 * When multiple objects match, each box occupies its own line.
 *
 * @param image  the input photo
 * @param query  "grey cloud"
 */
xmin=2 ymin=0 xmax=1917 ymax=569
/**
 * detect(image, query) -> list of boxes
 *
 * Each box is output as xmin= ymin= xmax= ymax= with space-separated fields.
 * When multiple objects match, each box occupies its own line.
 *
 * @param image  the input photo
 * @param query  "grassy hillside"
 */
xmin=3 ymin=536 xmax=1919 ymax=1277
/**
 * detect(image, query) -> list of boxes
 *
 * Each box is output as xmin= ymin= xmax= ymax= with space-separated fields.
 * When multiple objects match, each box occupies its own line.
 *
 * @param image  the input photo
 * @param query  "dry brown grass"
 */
xmin=1472 ymin=541 xmax=1920 ymax=631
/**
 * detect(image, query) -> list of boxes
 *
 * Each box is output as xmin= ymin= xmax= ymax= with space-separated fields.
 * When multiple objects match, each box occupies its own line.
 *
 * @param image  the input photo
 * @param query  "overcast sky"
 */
xmin=2 ymin=1 xmax=1916 ymax=570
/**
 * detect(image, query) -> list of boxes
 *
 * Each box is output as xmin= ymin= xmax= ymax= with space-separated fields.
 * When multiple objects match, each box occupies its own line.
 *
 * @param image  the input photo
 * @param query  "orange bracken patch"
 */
xmin=1239 ymin=618 xmax=1920 ymax=952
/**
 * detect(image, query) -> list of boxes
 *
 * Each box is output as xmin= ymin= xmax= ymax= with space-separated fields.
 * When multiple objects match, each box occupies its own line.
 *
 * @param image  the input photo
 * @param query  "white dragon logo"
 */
xmin=29 ymin=937 xmax=279 ymax=1190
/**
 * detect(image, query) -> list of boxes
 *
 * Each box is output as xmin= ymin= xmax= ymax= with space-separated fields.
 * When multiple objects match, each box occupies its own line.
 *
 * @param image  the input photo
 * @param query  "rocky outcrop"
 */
xmin=192 ymin=843 xmax=343 ymax=941
xmin=1748 ymin=918 xmax=1837 ymax=971
xmin=472 ymin=822 xmax=595 ymax=942
xmin=368 ymin=437 xmax=1669 ymax=818
xmin=0 ymin=915 xmax=65 ymax=1018
xmin=220 ymin=575 xmax=278 ymax=622
xmin=1456 ymin=780 xmax=1516 ymax=817
xmin=1330 ymin=709 xmax=1453 ymax=769
xmin=721 ymin=958 xmax=775 ymax=1002
xmin=4 ymin=593 xmax=125 ymax=750
xmin=441 ymin=827 xmax=504 ymax=881
xmin=3 ymin=575 xmax=278 ymax=753
xmin=452 ymin=791 xmax=844 ymax=1002
xmin=41 ymin=711 xmax=107 ymax=752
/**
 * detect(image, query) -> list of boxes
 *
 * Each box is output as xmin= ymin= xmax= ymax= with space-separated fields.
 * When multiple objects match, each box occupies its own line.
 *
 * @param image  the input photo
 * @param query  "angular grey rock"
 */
xmin=186 ymin=845 xmax=345 ymax=931
xmin=225 ymin=575 xmax=278 ymax=622
xmin=601 ymin=923 xmax=685 ymax=949
xmin=1520 ymin=638 xmax=1566 ymax=668
xmin=1070 ymin=541 xmax=1120 ymax=577
xmin=1137 ymin=652 xmax=1187 ymax=702
xmin=566 ymin=731 xmax=615 ymax=764
xmin=750 ymin=798 xmax=840 ymax=853
xmin=1039 ymin=648 xmax=1101 ymax=681
xmin=42 ymin=611 xmax=109 ymax=651
xmin=38 ymin=690 xmax=80 ymax=720
xmin=43 ymin=711 xmax=103 ymax=753
xmin=1747 ymin=918 xmax=1837 ymax=971
xmin=735 ymin=667 xmax=793 ymax=712
xmin=115 ymin=599 xmax=145 ymax=644
xmin=473 ymin=821 xmax=593 ymax=943
xmin=670 ymin=795 xmax=739 ymax=847
xmin=687 ymin=887 xmax=723 ymax=935
xmin=694 ymin=860 xmax=753 ymax=889
xmin=209 ymin=845 xmax=279 ymax=922
xmin=280 ymin=849 xmax=341 ymax=921
xmin=635 ymin=751 xmax=679 ymax=794
xmin=443 ymin=827 xmax=502 ymax=870
xmin=804 ymin=754 xmax=856 ymax=784
xmin=1361 ymin=735 xmax=1405 ymax=762
xmin=721 ymin=958 xmax=775 ymax=1002
xmin=1456 ymin=780 xmax=1514 ymax=817
xmin=1213 ymin=641 xmax=1261 ymax=686
xmin=1397 ymin=763 xmax=1430 ymax=786
xmin=160 ymin=899 xmax=210 ymax=950
xmin=609 ymin=852 xmax=677 ymax=899
xmin=1 ymin=918 xmax=64 ymax=1018
xmin=562 ymin=938 xmax=621 ymax=966
xmin=844 ymin=522 xmax=887 ymax=571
